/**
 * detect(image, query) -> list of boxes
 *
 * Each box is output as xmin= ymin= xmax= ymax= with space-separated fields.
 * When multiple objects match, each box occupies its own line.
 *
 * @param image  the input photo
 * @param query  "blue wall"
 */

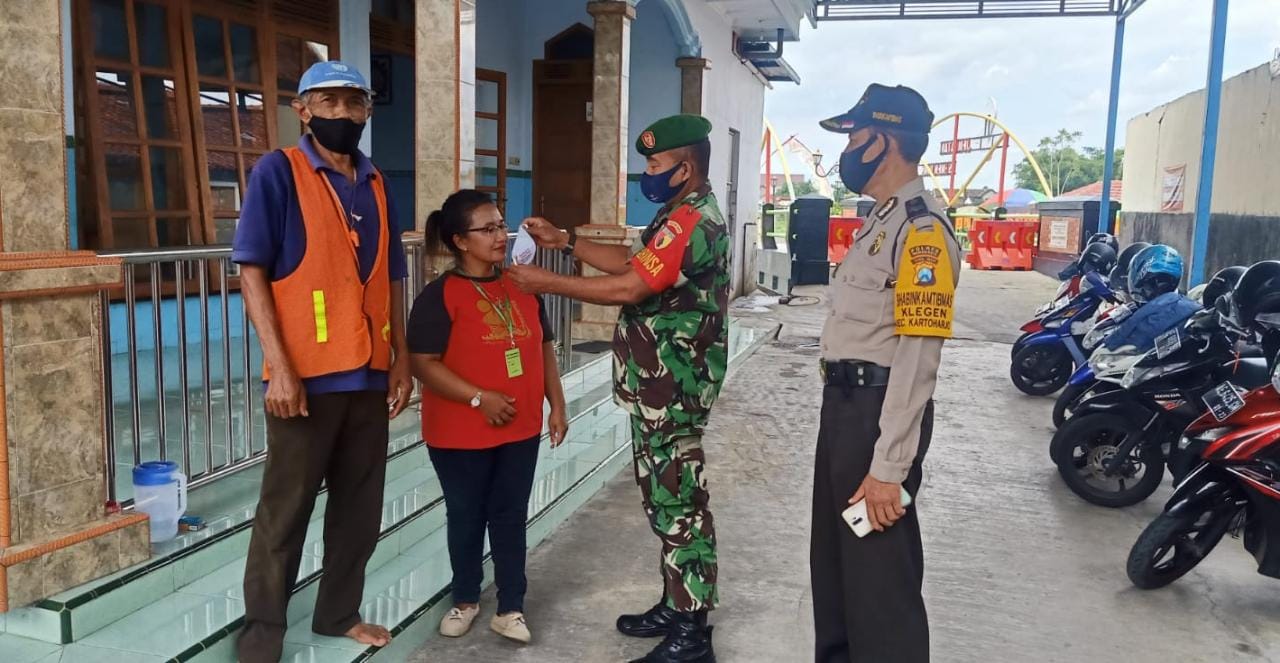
xmin=371 ymin=52 xmax=417 ymax=231
xmin=476 ymin=0 xmax=680 ymax=228
xmin=109 ymin=294 xmax=248 ymax=355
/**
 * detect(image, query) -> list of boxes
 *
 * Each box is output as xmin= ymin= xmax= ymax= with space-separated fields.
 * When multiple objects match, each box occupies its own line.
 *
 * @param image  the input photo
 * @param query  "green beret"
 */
xmin=636 ymin=114 xmax=712 ymax=156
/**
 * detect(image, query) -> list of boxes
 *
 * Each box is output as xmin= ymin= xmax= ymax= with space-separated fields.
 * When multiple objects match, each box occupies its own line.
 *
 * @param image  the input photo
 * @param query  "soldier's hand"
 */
xmin=507 ymin=264 xmax=554 ymax=294
xmin=850 ymin=475 xmax=907 ymax=532
xmin=522 ymin=217 xmax=566 ymax=249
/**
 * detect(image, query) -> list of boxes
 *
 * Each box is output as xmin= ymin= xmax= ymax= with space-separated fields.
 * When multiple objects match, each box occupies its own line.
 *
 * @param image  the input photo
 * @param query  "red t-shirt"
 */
xmin=407 ymin=271 xmax=553 ymax=450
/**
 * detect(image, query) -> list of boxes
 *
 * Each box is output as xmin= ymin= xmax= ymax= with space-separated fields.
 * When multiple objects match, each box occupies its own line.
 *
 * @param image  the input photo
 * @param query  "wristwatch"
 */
xmin=561 ymin=226 xmax=577 ymax=257
xmin=469 ymin=392 xmax=483 ymax=408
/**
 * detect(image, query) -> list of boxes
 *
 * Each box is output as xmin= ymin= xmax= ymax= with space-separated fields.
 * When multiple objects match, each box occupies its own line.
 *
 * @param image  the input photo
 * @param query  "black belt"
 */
xmin=820 ymin=360 xmax=891 ymax=388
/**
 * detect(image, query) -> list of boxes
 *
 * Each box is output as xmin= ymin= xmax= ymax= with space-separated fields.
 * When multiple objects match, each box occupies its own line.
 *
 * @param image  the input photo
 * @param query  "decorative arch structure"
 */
xmin=920 ymin=112 xmax=1053 ymax=207
xmin=633 ymin=0 xmax=702 ymax=58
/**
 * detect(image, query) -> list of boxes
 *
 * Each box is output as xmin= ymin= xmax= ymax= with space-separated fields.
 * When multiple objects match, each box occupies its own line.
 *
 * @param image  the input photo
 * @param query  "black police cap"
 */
xmin=820 ymin=84 xmax=934 ymax=135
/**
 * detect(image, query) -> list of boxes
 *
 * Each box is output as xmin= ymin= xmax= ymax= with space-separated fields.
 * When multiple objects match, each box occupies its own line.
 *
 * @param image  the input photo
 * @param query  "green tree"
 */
xmin=1012 ymin=129 xmax=1123 ymax=197
xmin=773 ymin=178 xmax=818 ymax=200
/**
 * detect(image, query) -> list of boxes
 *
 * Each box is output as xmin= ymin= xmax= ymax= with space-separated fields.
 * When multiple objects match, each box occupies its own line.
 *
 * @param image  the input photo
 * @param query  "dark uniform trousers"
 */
xmin=238 ymin=390 xmax=389 ymax=663
xmin=811 ymin=384 xmax=933 ymax=663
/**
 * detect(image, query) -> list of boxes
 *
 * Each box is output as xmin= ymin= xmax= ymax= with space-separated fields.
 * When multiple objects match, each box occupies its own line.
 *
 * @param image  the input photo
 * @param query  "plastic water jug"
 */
xmin=132 ymin=461 xmax=187 ymax=543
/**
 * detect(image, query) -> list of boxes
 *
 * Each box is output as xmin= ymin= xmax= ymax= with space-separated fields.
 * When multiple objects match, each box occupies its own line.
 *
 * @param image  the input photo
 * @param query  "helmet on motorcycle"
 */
xmin=1201 ymin=265 xmax=1246 ymax=312
xmin=1087 ymin=232 xmax=1119 ymax=253
xmin=1107 ymin=264 xmax=1128 ymax=296
xmin=1127 ymin=244 xmax=1183 ymax=304
xmin=1228 ymin=261 xmax=1280 ymax=332
xmin=1078 ymin=241 xmax=1118 ymax=276
xmin=1116 ymin=242 xmax=1151 ymax=274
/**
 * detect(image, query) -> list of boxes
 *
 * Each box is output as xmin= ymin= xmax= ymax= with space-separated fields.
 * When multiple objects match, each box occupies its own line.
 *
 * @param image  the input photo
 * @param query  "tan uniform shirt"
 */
xmin=820 ymin=177 xmax=962 ymax=483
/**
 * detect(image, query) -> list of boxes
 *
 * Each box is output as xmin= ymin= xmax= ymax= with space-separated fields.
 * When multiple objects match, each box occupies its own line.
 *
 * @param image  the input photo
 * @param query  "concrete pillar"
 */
xmin=415 ymin=0 xmax=477 ymax=229
xmin=0 ymin=0 xmax=71 ymax=252
xmin=586 ymin=0 xmax=634 ymax=228
xmin=677 ymin=57 xmax=710 ymax=115
xmin=573 ymin=1 xmax=638 ymax=342
xmin=0 ymin=1 xmax=149 ymax=611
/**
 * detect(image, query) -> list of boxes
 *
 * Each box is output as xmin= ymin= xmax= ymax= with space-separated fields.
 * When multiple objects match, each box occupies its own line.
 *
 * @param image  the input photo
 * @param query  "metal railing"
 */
xmin=100 ymin=234 xmax=577 ymax=502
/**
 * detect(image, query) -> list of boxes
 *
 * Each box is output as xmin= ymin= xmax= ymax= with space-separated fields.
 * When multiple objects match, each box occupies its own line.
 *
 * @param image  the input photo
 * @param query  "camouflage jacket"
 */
xmin=613 ymin=187 xmax=730 ymax=436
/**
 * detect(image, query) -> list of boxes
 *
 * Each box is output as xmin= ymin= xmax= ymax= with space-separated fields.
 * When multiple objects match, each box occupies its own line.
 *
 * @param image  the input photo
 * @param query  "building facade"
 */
xmin=0 ymin=0 xmax=807 ymax=634
xmin=1121 ymin=60 xmax=1280 ymax=275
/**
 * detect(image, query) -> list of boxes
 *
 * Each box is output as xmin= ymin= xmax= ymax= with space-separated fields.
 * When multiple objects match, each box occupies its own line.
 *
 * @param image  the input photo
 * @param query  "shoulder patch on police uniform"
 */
xmin=892 ymin=219 xmax=956 ymax=338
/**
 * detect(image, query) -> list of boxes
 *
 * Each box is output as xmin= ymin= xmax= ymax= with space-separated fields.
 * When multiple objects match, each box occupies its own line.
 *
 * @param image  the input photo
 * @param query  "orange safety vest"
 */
xmin=264 ymin=147 xmax=392 ymax=380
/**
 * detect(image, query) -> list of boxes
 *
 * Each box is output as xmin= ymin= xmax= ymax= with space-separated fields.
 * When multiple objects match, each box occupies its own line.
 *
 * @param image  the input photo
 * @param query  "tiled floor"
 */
xmin=0 ymin=326 xmax=766 ymax=662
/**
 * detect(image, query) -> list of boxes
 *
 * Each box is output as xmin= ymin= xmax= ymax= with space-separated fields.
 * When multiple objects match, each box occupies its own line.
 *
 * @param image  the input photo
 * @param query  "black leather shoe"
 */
xmin=616 ymin=602 xmax=682 ymax=638
xmin=628 ymin=619 xmax=716 ymax=663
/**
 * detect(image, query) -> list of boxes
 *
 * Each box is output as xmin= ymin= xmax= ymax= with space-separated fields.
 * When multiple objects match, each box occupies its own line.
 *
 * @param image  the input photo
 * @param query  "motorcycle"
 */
xmin=1052 ymin=302 xmax=1138 ymax=427
xmin=1013 ymin=274 xmax=1085 ymax=360
xmin=1010 ymin=271 xmax=1118 ymax=396
xmin=1050 ymin=313 xmax=1270 ymax=507
xmin=1126 ymin=365 xmax=1280 ymax=589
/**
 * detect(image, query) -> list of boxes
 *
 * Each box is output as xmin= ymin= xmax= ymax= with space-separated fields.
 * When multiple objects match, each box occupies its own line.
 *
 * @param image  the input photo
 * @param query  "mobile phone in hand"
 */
xmin=841 ymin=486 xmax=913 ymax=538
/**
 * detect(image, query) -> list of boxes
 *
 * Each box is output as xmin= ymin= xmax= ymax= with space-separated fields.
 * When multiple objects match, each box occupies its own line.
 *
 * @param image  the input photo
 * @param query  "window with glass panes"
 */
xmin=476 ymin=69 xmax=507 ymax=213
xmin=74 ymin=0 xmax=336 ymax=250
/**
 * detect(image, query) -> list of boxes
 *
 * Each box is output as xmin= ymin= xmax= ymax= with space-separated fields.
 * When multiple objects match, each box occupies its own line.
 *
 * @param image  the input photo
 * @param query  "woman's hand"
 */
xmin=479 ymin=391 xmax=517 ymax=426
xmin=548 ymin=407 xmax=568 ymax=447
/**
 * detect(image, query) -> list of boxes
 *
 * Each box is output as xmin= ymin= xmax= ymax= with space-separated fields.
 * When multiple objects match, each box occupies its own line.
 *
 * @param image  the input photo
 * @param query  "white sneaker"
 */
xmin=439 ymin=605 xmax=480 ymax=637
xmin=490 ymin=611 xmax=532 ymax=643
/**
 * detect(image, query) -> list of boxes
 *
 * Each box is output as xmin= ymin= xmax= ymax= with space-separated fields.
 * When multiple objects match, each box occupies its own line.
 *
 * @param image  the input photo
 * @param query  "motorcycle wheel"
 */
xmin=1011 ymin=332 xmax=1032 ymax=359
xmin=1009 ymin=344 xmax=1072 ymax=396
xmin=1052 ymin=412 xmax=1165 ymax=507
xmin=1126 ymin=506 xmax=1236 ymax=590
xmin=1052 ymin=381 xmax=1120 ymax=428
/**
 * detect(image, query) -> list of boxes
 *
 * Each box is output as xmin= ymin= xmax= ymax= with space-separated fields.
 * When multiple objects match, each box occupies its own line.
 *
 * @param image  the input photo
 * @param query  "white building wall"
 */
xmin=1123 ymin=62 xmax=1280 ymax=216
xmin=681 ymin=1 xmax=768 ymax=296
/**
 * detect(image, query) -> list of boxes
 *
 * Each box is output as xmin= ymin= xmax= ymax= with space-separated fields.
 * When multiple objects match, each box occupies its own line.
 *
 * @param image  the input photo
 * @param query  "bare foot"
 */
xmin=344 ymin=622 xmax=392 ymax=647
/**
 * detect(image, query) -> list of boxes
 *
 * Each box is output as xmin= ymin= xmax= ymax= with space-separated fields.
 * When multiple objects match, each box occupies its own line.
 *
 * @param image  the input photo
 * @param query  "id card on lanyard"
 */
xmin=467 ymin=274 xmax=524 ymax=378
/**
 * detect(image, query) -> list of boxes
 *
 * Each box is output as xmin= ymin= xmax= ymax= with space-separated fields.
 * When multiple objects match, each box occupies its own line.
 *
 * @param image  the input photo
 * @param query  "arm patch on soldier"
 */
xmin=630 ymin=204 xmax=700 ymax=292
xmin=893 ymin=221 xmax=956 ymax=338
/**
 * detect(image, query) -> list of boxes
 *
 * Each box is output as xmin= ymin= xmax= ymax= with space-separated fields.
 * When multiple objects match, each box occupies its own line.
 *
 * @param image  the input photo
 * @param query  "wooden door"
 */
xmin=532 ymin=60 xmax=592 ymax=229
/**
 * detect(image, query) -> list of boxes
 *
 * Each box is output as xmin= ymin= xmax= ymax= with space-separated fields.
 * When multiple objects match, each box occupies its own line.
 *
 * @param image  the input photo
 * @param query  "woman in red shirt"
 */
xmin=407 ymin=189 xmax=567 ymax=644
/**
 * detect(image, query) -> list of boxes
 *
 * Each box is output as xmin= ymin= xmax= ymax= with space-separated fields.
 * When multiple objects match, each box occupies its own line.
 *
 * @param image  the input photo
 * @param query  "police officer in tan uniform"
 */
xmin=810 ymin=85 xmax=960 ymax=663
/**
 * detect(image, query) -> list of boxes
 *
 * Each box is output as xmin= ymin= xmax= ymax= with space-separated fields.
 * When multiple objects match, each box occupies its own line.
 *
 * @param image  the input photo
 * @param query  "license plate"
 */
xmin=1155 ymin=328 xmax=1182 ymax=359
xmin=1202 ymin=381 xmax=1247 ymax=422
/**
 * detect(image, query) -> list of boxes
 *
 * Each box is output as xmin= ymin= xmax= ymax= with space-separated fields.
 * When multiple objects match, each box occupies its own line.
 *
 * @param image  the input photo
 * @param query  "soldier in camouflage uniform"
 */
xmin=509 ymin=114 xmax=728 ymax=663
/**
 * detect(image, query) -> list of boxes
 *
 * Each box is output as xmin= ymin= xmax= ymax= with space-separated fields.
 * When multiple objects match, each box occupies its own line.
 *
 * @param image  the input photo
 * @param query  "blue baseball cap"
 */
xmin=298 ymin=60 xmax=372 ymax=96
xmin=820 ymin=83 xmax=934 ymax=134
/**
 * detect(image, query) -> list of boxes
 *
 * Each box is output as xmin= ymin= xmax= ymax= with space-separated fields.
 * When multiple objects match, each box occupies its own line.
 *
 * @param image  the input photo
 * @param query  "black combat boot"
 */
xmin=628 ymin=611 xmax=715 ymax=663
xmin=616 ymin=601 xmax=682 ymax=638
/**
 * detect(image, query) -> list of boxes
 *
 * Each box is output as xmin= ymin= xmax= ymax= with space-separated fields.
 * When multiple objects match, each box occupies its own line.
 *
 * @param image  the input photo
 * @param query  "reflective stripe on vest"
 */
xmin=264 ymin=147 xmax=392 ymax=380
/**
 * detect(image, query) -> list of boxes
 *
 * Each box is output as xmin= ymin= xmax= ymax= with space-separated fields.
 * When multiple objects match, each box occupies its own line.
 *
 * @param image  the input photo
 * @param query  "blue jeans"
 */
xmin=429 ymin=435 xmax=540 ymax=614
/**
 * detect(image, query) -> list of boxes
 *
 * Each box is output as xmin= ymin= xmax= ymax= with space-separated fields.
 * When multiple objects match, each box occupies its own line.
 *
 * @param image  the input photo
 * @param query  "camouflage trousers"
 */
xmin=629 ymin=416 xmax=718 ymax=612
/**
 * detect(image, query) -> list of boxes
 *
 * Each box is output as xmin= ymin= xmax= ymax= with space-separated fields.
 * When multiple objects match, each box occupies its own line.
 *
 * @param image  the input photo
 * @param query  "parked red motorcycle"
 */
xmin=1126 ymin=378 xmax=1280 ymax=589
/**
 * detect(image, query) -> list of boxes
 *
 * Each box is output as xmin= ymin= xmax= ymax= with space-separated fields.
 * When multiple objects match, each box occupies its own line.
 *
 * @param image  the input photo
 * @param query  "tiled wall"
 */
xmin=0 ymin=0 xmax=70 ymax=252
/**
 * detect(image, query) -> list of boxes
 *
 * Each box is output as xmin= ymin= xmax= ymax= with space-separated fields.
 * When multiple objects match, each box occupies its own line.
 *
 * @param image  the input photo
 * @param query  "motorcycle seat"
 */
xmin=1233 ymin=357 xmax=1271 ymax=389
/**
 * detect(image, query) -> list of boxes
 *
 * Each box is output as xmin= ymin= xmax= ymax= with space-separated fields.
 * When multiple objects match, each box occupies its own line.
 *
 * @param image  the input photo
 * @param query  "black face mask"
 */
xmin=838 ymin=133 xmax=888 ymax=195
xmin=307 ymin=116 xmax=366 ymax=155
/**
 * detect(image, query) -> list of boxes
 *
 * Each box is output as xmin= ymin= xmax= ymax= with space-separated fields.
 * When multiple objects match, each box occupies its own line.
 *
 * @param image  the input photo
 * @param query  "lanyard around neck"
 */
xmin=463 ymin=272 xmax=518 ymax=347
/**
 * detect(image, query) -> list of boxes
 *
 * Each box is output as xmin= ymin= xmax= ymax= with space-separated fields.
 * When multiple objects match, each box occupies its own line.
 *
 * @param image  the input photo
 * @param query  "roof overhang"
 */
xmin=706 ymin=0 xmax=817 ymax=41
xmin=814 ymin=0 xmax=1151 ymax=22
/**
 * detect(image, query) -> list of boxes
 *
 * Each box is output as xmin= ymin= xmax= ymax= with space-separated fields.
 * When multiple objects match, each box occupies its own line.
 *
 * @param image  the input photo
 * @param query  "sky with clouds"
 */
xmin=763 ymin=0 xmax=1280 ymax=190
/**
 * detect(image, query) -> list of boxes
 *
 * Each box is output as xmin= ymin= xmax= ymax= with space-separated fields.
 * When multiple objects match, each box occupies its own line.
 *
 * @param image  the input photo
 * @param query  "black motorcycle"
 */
xmin=1050 ymin=312 xmax=1268 ymax=508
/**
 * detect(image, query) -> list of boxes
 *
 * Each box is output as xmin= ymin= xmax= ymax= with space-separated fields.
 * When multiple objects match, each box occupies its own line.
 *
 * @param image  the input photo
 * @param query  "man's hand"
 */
xmin=548 ymin=407 xmax=568 ymax=448
xmin=507 ymin=264 xmax=556 ymax=294
xmin=265 ymin=369 xmax=308 ymax=419
xmin=479 ymin=391 xmax=517 ymax=426
xmin=387 ymin=356 xmax=412 ymax=419
xmin=522 ymin=217 xmax=567 ymax=249
xmin=849 ymin=475 xmax=907 ymax=532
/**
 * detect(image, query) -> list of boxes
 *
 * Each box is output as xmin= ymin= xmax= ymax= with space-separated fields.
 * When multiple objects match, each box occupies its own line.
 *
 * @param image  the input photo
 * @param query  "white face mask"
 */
xmin=511 ymin=225 xmax=537 ymax=265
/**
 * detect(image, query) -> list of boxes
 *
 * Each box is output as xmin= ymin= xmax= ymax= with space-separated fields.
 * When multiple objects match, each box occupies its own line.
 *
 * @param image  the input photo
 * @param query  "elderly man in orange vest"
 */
xmin=231 ymin=61 xmax=412 ymax=662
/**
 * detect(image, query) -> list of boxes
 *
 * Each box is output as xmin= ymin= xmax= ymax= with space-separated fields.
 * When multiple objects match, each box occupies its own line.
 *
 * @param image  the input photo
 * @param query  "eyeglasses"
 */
xmin=463 ymin=224 xmax=506 ymax=237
